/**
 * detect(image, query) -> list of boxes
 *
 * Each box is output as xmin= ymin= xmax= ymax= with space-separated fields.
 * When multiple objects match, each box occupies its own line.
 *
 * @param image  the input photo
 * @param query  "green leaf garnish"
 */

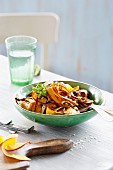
xmin=32 ymin=83 xmax=48 ymax=97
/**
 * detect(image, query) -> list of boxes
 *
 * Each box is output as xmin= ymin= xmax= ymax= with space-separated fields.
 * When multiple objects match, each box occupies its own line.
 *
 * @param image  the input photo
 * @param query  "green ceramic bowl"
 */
xmin=13 ymin=81 xmax=105 ymax=127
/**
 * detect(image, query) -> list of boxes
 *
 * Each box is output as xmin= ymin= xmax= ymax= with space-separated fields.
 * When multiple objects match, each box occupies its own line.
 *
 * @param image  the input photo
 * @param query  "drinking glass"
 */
xmin=5 ymin=35 xmax=37 ymax=86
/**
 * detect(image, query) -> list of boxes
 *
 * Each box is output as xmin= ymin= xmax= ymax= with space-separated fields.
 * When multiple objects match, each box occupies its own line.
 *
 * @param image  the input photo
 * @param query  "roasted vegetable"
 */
xmin=16 ymin=81 xmax=93 ymax=115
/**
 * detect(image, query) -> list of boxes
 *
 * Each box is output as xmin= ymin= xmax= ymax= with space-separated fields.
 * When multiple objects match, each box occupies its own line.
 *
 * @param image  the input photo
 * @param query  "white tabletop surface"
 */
xmin=1 ymin=55 xmax=113 ymax=170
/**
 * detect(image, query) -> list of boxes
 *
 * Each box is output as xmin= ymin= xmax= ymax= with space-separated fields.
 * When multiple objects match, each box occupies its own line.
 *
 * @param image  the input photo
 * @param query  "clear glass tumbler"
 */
xmin=5 ymin=35 xmax=37 ymax=86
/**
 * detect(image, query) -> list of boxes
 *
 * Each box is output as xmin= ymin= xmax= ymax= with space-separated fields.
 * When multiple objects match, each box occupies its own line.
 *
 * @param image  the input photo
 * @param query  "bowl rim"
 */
xmin=13 ymin=80 xmax=105 ymax=117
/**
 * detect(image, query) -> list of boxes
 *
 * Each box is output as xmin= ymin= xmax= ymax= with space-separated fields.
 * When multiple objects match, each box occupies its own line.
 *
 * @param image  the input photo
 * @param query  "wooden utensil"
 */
xmin=0 ymin=138 xmax=73 ymax=170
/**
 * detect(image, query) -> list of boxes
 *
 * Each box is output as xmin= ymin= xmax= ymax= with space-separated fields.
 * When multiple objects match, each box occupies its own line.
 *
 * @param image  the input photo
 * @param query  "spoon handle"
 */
xmin=26 ymin=138 xmax=73 ymax=157
xmin=91 ymin=104 xmax=113 ymax=121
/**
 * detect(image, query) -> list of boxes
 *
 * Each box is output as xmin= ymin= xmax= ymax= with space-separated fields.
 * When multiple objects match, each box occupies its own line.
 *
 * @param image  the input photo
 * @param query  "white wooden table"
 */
xmin=0 ymin=55 xmax=113 ymax=170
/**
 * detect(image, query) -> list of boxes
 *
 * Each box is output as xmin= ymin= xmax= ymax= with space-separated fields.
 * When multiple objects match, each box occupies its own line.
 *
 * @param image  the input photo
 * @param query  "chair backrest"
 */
xmin=0 ymin=13 xmax=60 ymax=70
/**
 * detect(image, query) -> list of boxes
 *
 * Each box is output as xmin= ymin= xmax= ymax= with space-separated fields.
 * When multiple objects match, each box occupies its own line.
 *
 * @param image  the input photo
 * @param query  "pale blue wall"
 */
xmin=0 ymin=0 xmax=113 ymax=93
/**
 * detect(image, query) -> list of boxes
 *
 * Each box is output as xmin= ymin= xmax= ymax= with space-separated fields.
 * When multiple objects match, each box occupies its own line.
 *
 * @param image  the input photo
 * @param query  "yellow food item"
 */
xmin=5 ymin=141 xmax=29 ymax=151
xmin=65 ymin=84 xmax=73 ymax=92
xmin=1 ymin=134 xmax=30 ymax=161
xmin=0 ymin=136 xmax=5 ymax=144
xmin=46 ymin=107 xmax=56 ymax=115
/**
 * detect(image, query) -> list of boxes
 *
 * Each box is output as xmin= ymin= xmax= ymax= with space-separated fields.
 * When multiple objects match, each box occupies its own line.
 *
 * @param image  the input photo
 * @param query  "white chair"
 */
xmin=0 ymin=13 xmax=60 ymax=70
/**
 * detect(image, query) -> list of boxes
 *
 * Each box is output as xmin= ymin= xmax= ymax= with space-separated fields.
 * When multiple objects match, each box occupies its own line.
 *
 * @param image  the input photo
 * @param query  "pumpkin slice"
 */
xmin=0 ymin=135 xmax=5 ymax=145
xmin=5 ymin=141 xmax=29 ymax=151
xmin=2 ymin=134 xmax=30 ymax=161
